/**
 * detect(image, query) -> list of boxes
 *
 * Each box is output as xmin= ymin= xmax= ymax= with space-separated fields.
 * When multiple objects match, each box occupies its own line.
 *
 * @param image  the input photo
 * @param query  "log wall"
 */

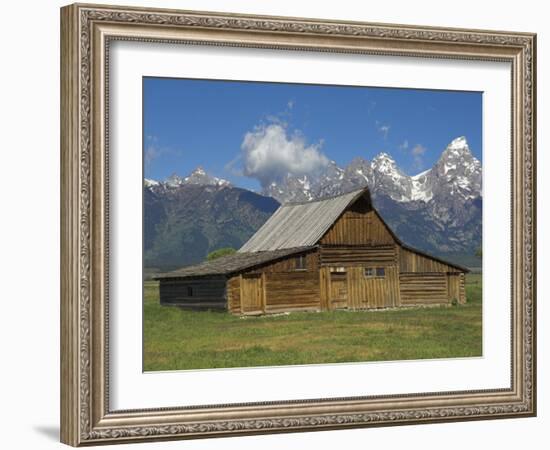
xmin=320 ymin=245 xmax=397 ymax=266
xmin=159 ymin=277 xmax=227 ymax=310
xmin=399 ymin=273 xmax=449 ymax=305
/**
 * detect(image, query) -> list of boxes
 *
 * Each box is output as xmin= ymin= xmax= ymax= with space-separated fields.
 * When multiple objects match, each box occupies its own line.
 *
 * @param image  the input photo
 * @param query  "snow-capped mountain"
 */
xmin=370 ymin=153 xmax=413 ymax=202
xmin=428 ymin=136 xmax=482 ymax=201
xmin=262 ymin=136 xmax=481 ymax=206
xmin=146 ymin=166 xmax=231 ymax=190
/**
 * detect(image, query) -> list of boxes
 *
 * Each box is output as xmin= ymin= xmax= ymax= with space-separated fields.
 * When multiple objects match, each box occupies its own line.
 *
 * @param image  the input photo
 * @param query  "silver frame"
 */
xmin=60 ymin=3 xmax=536 ymax=446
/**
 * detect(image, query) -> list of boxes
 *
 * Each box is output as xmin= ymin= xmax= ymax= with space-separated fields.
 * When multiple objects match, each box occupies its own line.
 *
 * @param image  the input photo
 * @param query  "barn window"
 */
xmin=376 ymin=267 xmax=386 ymax=277
xmin=187 ymin=286 xmax=193 ymax=297
xmin=295 ymin=254 xmax=306 ymax=270
xmin=364 ymin=268 xmax=375 ymax=278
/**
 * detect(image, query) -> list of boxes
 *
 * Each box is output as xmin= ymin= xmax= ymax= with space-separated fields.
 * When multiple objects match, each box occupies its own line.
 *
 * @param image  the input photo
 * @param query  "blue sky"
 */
xmin=143 ymin=77 xmax=482 ymax=191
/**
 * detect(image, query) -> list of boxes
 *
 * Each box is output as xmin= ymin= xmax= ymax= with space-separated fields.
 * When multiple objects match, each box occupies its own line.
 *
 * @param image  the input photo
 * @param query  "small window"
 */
xmin=295 ymin=254 xmax=306 ymax=270
xmin=187 ymin=286 xmax=193 ymax=297
xmin=364 ymin=268 xmax=375 ymax=278
xmin=376 ymin=267 xmax=386 ymax=278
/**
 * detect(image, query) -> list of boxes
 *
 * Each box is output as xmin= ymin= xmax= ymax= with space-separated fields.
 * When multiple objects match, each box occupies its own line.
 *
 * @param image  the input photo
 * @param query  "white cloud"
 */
xmin=376 ymin=121 xmax=390 ymax=139
xmin=240 ymin=123 xmax=328 ymax=187
xmin=412 ymin=144 xmax=426 ymax=156
xmin=144 ymin=136 xmax=161 ymax=166
xmin=144 ymin=136 xmax=182 ymax=168
xmin=411 ymin=144 xmax=427 ymax=170
xmin=399 ymin=140 xmax=409 ymax=151
xmin=287 ymin=99 xmax=295 ymax=110
xmin=224 ymin=154 xmax=243 ymax=176
xmin=144 ymin=145 xmax=161 ymax=166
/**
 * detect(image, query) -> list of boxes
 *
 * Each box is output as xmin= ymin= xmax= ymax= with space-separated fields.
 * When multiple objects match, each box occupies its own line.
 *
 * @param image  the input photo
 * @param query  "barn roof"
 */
xmin=239 ymin=188 xmax=367 ymax=252
xmin=154 ymin=246 xmax=316 ymax=279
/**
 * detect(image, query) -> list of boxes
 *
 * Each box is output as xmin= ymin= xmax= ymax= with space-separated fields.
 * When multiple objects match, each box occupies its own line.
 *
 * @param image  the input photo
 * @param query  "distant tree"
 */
xmin=207 ymin=247 xmax=236 ymax=261
xmin=475 ymin=247 xmax=482 ymax=258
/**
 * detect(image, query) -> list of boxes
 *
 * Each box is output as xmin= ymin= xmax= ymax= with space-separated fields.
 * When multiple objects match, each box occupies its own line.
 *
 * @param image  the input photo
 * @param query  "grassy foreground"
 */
xmin=143 ymin=274 xmax=482 ymax=371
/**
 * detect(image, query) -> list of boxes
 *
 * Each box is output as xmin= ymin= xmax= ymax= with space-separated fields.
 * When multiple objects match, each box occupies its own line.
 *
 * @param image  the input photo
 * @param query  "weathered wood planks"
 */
xmin=264 ymin=272 xmax=320 ymax=312
xmin=399 ymin=247 xmax=459 ymax=273
xmin=159 ymin=277 xmax=227 ymax=310
xmin=399 ymin=273 xmax=449 ymax=305
xmin=346 ymin=266 xmax=400 ymax=309
xmin=321 ymin=210 xmax=394 ymax=246
xmin=320 ymin=245 xmax=397 ymax=266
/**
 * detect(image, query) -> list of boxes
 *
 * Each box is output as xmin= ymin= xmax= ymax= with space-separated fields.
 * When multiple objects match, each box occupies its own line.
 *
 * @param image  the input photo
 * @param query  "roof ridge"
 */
xmin=281 ymin=186 xmax=368 ymax=206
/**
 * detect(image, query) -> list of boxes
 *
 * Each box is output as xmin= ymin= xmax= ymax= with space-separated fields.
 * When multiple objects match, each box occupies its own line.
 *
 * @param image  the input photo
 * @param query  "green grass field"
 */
xmin=143 ymin=274 xmax=482 ymax=371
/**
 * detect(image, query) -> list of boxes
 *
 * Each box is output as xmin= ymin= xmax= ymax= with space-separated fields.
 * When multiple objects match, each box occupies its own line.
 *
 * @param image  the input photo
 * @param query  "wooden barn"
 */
xmin=155 ymin=187 xmax=468 ymax=314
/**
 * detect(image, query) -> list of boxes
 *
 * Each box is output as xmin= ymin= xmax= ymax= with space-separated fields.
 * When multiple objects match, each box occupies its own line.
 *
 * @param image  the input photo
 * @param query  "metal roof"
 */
xmin=154 ymin=246 xmax=316 ymax=279
xmin=239 ymin=188 xmax=368 ymax=252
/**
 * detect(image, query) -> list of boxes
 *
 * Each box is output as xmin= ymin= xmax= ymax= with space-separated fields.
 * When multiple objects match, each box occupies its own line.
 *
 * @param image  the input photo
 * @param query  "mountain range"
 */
xmin=144 ymin=136 xmax=482 ymax=270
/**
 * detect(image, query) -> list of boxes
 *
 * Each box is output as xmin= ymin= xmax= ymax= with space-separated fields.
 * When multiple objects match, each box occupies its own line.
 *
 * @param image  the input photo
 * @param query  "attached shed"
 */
xmin=155 ymin=187 xmax=468 ymax=314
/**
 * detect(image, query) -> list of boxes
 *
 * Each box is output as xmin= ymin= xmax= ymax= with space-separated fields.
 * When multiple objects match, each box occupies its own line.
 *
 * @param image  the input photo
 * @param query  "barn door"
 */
xmin=241 ymin=274 xmax=264 ymax=314
xmin=329 ymin=271 xmax=348 ymax=310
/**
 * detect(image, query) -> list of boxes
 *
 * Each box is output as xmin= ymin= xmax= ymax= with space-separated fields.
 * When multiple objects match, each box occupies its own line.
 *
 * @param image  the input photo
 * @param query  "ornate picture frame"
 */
xmin=60 ymin=3 xmax=536 ymax=446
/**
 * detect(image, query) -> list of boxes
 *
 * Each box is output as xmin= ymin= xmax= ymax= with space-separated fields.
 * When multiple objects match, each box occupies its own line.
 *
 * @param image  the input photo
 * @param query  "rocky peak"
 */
xmin=446 ymin=136 xmax=469 ymax=152
xmin=183 ymin=166 xmax=230 ymax=187
xmin=165 ymin=172 xmax=186 ymax=187
xmin=371 ymin=152 xmax=399 ymax=174
xmin=431 ymin=137 xmax=481 ymax=200
xmin=148 ymin=167 xmax=231 ymax=190
xmin=144 ymin=178 xmax=160 ymax=187
xmin=370 ymin=152 xmax=412 ymax=202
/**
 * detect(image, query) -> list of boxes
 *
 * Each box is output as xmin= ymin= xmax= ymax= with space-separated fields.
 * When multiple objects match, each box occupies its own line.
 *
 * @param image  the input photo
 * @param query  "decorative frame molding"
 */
xmin=60 ymin=3 xmax=536 ymax=446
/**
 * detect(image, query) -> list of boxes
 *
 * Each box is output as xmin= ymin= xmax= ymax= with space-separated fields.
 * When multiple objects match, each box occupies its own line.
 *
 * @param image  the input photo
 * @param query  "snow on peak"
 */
xmin=371 ymin=152 xmax=404 ymax=180
xmin=438 ymin=137 xmax=480 ymax=174
xmin=446 ymin=136 xmax=470 ymax=153
xmin=163 ymin=167 xmax=230 ymax=188
xmin=355 ymin=168 xmax=369 ymax=182
xmin=411 ymin=168 xmax=431 ymax=180
xmin=165 ymin=173 xmax=185 ymax=187
xmin=410 ymin=169 xmax=433 ymax=202
xmin=297 ymin=175 xmax=311 ymax=190
xmin=373 ymin=152 xmax=395 ymax=162
xmin=192 ymin=166 xmax=206 ymax=175
xmin=144 ymin=178 xmax=159 ymax=187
